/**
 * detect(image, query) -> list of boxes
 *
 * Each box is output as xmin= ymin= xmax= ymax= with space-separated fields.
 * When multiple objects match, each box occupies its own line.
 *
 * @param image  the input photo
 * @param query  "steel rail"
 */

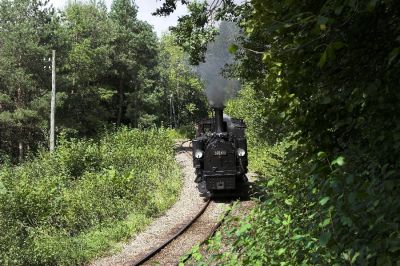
xmin=131 ymin=198 xmax=211 ymax=266
xmin=178 ymin=202 xmax=233 ymax=265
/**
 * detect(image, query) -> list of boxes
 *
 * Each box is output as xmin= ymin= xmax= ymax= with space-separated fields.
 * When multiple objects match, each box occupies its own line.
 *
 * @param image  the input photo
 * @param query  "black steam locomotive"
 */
xmin=192 ymin=107 xmax=248 ymax=195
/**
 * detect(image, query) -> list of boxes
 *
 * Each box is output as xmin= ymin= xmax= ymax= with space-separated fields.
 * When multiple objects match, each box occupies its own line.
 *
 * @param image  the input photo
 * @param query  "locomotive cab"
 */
xmin=192 ymin=108 xmax=248 ymax=195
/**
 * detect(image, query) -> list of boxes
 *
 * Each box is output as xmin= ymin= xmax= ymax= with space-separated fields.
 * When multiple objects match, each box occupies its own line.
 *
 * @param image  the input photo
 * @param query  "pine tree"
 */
xmin=109 ymin=0 xmax=158 ymax=127
xmin=0 ymin=0 xmax=54 ymax=161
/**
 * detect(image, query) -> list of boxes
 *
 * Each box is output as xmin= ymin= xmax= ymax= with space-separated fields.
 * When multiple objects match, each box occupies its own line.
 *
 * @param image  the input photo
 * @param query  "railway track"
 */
xmin=130 ymin=141 xmax=251 ymax=266
xmin=126 ymin=141 xmax=231 ymax=266
xmin=131 ymin=197 xmax=232 ymax=266
xmin=92 ymin=140 xmax=244 ymax=266
xmin=131 ymin=198 xmax=211 ymax=265
xmin=131 ymin=141 xmax=230 ymax=266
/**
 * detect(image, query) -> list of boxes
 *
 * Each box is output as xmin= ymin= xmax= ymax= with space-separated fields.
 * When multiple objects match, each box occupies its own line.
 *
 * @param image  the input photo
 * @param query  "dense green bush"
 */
xmin=0 ymin=128 xmax=182 ymax=265
xmin=236 ymin=0 xmax=400 ymax=264
xmin=179 ymin=0 xmax=400 ymax=264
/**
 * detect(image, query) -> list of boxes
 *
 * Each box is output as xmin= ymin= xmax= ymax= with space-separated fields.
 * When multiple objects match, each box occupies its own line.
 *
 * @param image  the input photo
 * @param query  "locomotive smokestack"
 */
xmin=214 ymin=107 xmax=224 ymax=133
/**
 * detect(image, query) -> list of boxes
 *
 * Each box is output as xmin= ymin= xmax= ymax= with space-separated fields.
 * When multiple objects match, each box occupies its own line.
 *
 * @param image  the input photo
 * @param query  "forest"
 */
xmin=0 ymin=0 xmax=206 ymax=264
xmin=1 ymin=0 xmax=400 ymax=265
xmin=0 ymin=0 xmax=209 ymax=163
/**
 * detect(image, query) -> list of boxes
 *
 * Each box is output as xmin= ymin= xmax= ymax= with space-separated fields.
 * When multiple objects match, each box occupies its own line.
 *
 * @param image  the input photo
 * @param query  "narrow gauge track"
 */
xmin=131 ymin=198 xmax=233 ymax=266
xmin=131 ymin=198 xmax=212 ymax=266
xmin=130 ymin=141 xmax=243 ymax=266
xmin=179 ymin=202 xmax=232 ymax=265
xmin=132 ymin=141 xmax=233 ymax=265
xmin=91 ymin=140 xmax=235 ymax=266
xmin=130 ymin=140 xmax=230 ymax=266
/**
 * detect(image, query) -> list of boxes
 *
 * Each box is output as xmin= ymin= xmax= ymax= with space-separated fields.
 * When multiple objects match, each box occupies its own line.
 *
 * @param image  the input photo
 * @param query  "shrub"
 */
xmin=0 ymin=127 xmax=182 ymax=265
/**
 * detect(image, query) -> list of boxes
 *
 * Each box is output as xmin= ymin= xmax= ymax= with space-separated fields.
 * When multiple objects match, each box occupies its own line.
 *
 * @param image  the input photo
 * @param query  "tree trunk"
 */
xmin=17 ymin=55 xmax=23 ymax=161
xmin=116 ymin=75 xmax=124 ymax=127
xmin=50 ymin=50 xmax=56 ymax=152
xmin=134 ymin=83 xmax=138 ymax=127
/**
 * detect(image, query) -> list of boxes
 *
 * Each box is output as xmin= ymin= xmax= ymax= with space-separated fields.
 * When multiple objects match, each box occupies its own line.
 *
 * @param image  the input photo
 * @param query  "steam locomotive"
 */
xmin=192 ymin=107 xmax=248 ymax=196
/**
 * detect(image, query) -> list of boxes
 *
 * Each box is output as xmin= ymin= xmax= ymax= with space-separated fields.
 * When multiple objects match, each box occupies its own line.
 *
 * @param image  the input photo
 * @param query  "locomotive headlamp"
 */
xmin=194 ymin=150 xmax=204 ymax=159
xmin=237 ymin=148 xmax=246 ymax=157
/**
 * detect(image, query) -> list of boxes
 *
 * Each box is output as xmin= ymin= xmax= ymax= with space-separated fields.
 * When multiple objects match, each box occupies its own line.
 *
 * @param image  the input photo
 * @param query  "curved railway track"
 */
xmin=130 ymin=141 xmax=250 ymax=266
xmin=129 ymin=141 xmax=230 ymax=266
xmin=131 ymin=199 xmax=212 ymax=266
xmin=131 ymin=197 xmax=232 ymax=266
xmin=92 ymin=140 xmax=244 ymax=266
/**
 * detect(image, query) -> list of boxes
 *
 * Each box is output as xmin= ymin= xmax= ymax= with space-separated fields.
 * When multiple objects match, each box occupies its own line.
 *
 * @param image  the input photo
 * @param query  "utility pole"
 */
xmin=50 ymin=50 xmax=56 ymax=152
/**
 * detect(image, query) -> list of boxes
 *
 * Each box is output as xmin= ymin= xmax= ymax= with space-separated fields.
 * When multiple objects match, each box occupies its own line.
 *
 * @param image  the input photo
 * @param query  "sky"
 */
xmin=49 ymin=0 xmax=188 ymax=36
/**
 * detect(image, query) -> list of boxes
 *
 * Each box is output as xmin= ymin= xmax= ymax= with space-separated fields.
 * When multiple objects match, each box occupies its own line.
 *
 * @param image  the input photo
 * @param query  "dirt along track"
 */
xmin=91 ymin=141 xmax=231 ymax=266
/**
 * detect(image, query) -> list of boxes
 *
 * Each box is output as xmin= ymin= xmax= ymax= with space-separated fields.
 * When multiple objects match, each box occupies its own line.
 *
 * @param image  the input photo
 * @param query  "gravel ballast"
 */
xmin=144 ymin=200 xmax=229 ymax=265
xmin=91 ymin=141 xmax=207 ymax=266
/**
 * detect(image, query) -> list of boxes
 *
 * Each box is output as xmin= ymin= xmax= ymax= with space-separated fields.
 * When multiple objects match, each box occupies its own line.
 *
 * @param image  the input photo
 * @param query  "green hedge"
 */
xmin=0 ymin=128 xmax=182 ymax=265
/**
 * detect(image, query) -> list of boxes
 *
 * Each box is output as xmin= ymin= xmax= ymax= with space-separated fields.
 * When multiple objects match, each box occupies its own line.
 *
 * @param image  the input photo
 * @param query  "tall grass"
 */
xmin=0 ymin=128 xmax=182 ymax=265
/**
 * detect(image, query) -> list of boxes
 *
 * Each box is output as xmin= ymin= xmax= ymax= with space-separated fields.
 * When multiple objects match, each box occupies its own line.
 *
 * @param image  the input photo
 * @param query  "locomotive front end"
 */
xmin=193 ymin=107 xmax=248 ymax=195
xmin=203 ymin=108 xmax=236 ymax=190
xmin=203 ymin=135 xmax=237 ymax=190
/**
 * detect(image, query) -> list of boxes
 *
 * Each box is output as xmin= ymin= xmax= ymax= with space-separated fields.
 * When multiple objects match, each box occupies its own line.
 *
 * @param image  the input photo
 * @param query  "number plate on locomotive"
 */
xmin=214 ymin=150 xmax=227 ymax=156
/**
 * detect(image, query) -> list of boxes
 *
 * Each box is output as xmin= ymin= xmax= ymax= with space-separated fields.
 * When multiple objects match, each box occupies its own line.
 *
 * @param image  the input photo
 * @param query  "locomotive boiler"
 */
xmin=192 ymin=107 xmax=248 ymax=195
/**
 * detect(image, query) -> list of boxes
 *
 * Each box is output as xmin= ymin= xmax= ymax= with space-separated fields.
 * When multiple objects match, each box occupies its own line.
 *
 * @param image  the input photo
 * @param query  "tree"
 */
xmin=109 ymin=0 xmax=138 ymax=127
xmin=241 ymin=1 xmax=400 ymax=263
xmin=0 ymin=0 xmax=54 ymax=162
xmin=55 ymin=1 xmax=115 ymax=136
xmin=158 ymin=0 xmax=400 ymax=264
xmin=109 ymin=0 xmax=159 ymax=127
xmin=155 ymin=0 xmax=240 ymax=65
xmin=158 ymin=34 xmax=208 ymax=128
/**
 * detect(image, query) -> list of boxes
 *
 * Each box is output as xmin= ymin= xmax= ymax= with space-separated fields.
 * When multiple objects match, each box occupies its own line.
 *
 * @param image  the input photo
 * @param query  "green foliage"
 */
xmin=170 ymin=0 xmax=400 ymax=264
xmin=54 ymin=0 xmax=160 ymax=134
xmin=239 ymin=0 xmax=400 ymax=264
xmin=0 ymin=0 xmax=54 ymax=161
xmin=0 ymin=0 xmax=208 ymax=161
xmin=156 ymin=0 xmax=245 ymax=65
xmin=226 ymin=84 xmax=294 ymax=146
xmin=158 ymin=34 xmax=209 ymax=128
xmin=57 ymin=10 xmax=115 ymax=136
xmin=0 ymin=128 xmax=182 ymax=265
xmin=170 ymin=1 xmax=218 ymax=65
xmin=109 ymin=0 xmax=160 ymax=128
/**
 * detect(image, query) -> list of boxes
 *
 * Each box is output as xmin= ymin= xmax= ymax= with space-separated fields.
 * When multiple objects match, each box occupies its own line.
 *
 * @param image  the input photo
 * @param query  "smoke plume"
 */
xmin=197 ymin=21 xmax=240 ymax=108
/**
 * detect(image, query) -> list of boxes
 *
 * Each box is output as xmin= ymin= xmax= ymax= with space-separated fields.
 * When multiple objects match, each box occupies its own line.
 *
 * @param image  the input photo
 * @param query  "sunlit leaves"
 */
xmin=169 ymin=1 xmax=218 ymax=65
xmin=317 ymin=15 xmax=329 ymax=31
xmin=158 ymin=34 xmax=208 ymax=128
xmin=0 ymin=128 xmax=182 ymax=264
xmin=319 ymin=196 xmax=330 ymax=206
xmin=388 ymin=47 xmax=400 ymax=65
xmin=228 ymin=43 xmax=238 ymax=54
xmin=331 ymin=156 xmax=345 ymax=166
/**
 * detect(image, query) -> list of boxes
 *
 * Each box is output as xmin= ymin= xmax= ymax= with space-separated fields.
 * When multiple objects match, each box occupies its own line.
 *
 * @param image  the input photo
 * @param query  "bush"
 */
xmin=187 ymin=0 xmax=400 ymax=264
xmin=0 ymin=127 xmax=182 ymax=265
